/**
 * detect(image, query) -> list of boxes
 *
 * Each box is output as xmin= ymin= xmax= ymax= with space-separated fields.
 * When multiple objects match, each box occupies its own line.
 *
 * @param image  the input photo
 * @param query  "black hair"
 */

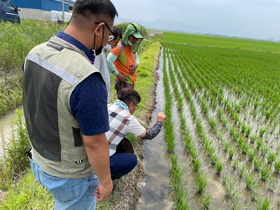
xmin=112 ymin=26 xmax=122 ymax=40
xmin=73 ymin=0 xmax=118 ymax=20
xmin=118 ymin=88 xmax=141 ymax=105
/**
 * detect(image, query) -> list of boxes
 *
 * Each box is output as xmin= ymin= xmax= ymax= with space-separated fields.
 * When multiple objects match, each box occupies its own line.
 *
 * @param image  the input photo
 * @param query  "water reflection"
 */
xmin=137 ymin=49 xmax=174 ymax=209
xmin=0 ymin=106 xmax=23 ymax=157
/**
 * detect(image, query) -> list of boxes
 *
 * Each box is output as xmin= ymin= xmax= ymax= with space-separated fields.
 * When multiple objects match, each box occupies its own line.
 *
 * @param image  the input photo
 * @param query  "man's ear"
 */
xmin=94 ymin=22 xmax=104 ymax=36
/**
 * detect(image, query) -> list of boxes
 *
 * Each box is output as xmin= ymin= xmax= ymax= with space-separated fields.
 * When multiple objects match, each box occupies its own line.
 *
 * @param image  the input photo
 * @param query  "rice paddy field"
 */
xmin=160 ymin=32 xmax=280 ymax=209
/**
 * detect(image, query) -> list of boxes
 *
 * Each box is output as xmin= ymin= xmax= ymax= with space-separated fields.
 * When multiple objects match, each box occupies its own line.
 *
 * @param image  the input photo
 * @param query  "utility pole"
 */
xmin=62 ymin=0 xmax=65 ymax=22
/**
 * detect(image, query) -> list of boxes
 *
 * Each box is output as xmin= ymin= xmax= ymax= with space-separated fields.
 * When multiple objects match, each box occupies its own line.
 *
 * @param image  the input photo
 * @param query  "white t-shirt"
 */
xmin=106 ymin=103 xmax=145 ymax=156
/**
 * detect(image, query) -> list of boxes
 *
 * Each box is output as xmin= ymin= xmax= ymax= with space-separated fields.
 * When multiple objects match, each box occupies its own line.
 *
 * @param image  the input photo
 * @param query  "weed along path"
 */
xmin=137 ymin=50 xmax=174 ymax=210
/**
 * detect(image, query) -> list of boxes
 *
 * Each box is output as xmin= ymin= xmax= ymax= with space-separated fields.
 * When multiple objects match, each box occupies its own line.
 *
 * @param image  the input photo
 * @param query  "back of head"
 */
xmin=118 ymin=88 xmax=141 ymax=105
xmin=71 ymin=0 xmax=118 ymax=26
xmin=112 ymin=26 xmax=122 ymax=40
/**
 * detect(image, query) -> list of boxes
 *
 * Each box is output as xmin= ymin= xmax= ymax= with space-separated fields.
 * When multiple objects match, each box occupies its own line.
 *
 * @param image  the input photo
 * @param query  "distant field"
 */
xmin=163 ymin=31 xmax=280 ymax=53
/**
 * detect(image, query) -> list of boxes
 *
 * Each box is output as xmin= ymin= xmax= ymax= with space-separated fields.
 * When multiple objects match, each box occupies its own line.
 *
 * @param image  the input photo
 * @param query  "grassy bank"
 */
xmin=0 ymin=20 xmax=67 ymax=116
xmin=0 ymin=19 xmax=162 ymax=209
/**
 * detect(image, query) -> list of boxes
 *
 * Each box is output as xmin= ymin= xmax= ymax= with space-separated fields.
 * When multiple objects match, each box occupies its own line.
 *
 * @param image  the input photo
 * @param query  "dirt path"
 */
xmin=111 ymin=51 xmax=160 ymax=209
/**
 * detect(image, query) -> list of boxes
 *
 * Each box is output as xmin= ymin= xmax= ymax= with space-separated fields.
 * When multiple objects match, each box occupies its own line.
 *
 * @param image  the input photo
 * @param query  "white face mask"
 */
xmin=127 ymin=40 xmax=134 ymax=46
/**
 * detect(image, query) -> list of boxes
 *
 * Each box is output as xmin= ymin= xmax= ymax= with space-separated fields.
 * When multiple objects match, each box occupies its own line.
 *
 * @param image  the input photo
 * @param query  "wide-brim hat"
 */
xmin=127 ymin=23 xmax=143 ymax=39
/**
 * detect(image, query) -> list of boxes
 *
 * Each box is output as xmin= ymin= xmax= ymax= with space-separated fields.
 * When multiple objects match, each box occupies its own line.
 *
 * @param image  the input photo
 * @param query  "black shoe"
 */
xmin=112 ymin=183 xmax=118 ymax=191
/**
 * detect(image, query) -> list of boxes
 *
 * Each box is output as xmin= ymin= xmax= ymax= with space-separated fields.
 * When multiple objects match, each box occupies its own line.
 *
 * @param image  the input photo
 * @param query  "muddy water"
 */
xmin=136 ymin=51 xmax=174 ymax=210
xmin=0 ymin=106 xmax=23 ymax=157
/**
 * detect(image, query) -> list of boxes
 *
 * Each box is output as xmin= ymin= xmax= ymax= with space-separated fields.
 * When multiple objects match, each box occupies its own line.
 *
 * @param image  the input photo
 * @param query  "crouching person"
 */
xmin=106 ymin=88 xmax=166 ymax=181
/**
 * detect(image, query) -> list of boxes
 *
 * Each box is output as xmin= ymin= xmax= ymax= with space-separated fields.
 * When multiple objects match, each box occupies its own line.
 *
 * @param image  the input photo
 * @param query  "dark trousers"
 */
xmin=110 ymin=153 xmax=137 ymax=180
xmin=115 ymin=79 xmax=134 ymax=96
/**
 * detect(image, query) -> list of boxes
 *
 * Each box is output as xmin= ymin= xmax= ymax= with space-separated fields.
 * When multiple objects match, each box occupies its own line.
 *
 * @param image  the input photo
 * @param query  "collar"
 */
xmin=113 ymin=100 xmax=129 ymax=112
xmin=55 ymin=31 xmax=95 ymax=63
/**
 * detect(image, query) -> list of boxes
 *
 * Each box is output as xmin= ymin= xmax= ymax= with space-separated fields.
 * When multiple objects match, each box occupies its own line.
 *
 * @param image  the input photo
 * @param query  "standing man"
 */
xmin=107 ymin=23 xmax=143 ymax=95
xmin=22 ymin=0 xmax=118 ymax=209
xmin=94 ymin=26 xmax=122 ymax=102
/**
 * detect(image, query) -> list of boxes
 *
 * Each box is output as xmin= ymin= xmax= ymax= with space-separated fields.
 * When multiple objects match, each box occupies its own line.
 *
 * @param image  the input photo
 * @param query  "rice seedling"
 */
xmin=268 ymin=179 xmax=277 ymax=192
xmin=260 ymin=145 xmax=270 ymax=157
xmin=274 ymin=159 xmax=280 ymax=173
xmin=225 ymin=179 xmax=236 ymax=198
xmin=238 ymin=164 xmax=246 ymax=177
xmin=244 ymin=173 xmax=259 ymax=191
xmin=210 ymin=154 xmax=218 ymax=166
xmin=247 ymin=149 xmax=255 ymax=162
xmin=256 ymin=197 xmax=272 ymax=210
xmin=195 ymin=170 xmax=208 ymax=194
xmin=267 ymin=153 xmax=276 ymax=165
xmin=240 ymin=142 xmax=249 ymax=155
xmin=245 ymin=126 xmax=252 ymax=138
xmin=233 ymin=160 xmax=239 ymax=170
xmin=228 ymin=147 xmax=235 ymax=160
xmin=260 ymin=165 xmax=272 ymax=181
xmin=201 ymin=195 xmax=211 ymax=210
xmin=259 ymin=128 xmax=266 ymax=138
xmin=193 ymin=157 xmax=201 ymax=172
xmin=215 ymin=160 xmax=224 ymax=175
xmin=256 ymin=139 xmax=263 ymax=150
xmin=231 ymin=192 xmax=241 ymax=210
xmin=250 ymin=135 xmax=258 ymax=144
xmin=254 ymin=157 xmax=263 ymax=172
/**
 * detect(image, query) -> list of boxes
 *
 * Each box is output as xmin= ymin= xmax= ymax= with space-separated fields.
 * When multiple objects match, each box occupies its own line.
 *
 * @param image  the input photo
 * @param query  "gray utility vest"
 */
xmin=23 ymin=36 xmax=100 ymax=179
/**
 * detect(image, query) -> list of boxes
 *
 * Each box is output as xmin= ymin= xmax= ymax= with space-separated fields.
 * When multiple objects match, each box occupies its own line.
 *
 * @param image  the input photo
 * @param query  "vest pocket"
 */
xmin=69 ymin=147 xmax=87 ymax=166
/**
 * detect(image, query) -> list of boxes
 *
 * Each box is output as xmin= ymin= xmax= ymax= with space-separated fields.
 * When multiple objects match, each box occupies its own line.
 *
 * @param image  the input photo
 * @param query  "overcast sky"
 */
xmin=110 ymin=0 xmax=280 ymax=40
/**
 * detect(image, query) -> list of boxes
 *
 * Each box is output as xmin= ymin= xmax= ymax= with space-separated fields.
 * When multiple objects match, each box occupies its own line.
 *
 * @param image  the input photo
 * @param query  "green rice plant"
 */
xmin=221 ymin=117 xmax=228 ymax=127
xmin=195 ymin=170 xmax=208 ymax=194
xmin=244 ymin=173 xmax=259 ymax=191
xmin=260 ymin=145 xmax=270 ymax=157
xmin=274 ymin=159 xmax=280 ymax=173
xmin=233 ymin=160 xmax=239 ymax=170
xmin=228 ymin=147 xmax=236 ymax=160
xmin=256 ymin=139 xmax=263 ymax=149
xmin=225 ymin=179 xmax=235 ymax=198
xmin=256 ymin=197 xmax=272 ymax=210
xmin=254 ymin=157 xmax=263 ymax=172
xmin=250 ymin=135 xmax=258 ymax=144
xmin=238 ymin=164 xmax=246 ymax=178
xmin=188 ymin=142 xmax=197 ymax=158
xmin=201 ymin=195 xmax=211 ymax=210
xmin=208 ymin=118 xmax=217 ymax=133
xmin=267 ymin=152 xmax=276 ymax=164
xmin=245 ymin=126 xmax=252 ymax=138
xmin=224 ymin=141 xmax=230 ymax=151
xmin=268 ymin=179 xmax=277 ymax=192
xmin=259 ymin=128 xmax=266 ymax=138
xmin=247 ymin=149 xmax=255 ymax=162
xmin=241 ymin=124 xmax=246 ymax=133
xmin=231 ymin=192 xmax=241 ymax=210
xmin=215 ymin=160 xmax=224 ymax=175
xmin=260 ymin=165 xmax=272 ymax=181
xmin=240 ymin=142 xmax=249 ymax=155
xmin=209 ymin=154 xmax=218 ymax=166
xmin=206 ymin=145 xmax=215 ymax=157
xmin=193 ymin=157 xmax=201 ymax=172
